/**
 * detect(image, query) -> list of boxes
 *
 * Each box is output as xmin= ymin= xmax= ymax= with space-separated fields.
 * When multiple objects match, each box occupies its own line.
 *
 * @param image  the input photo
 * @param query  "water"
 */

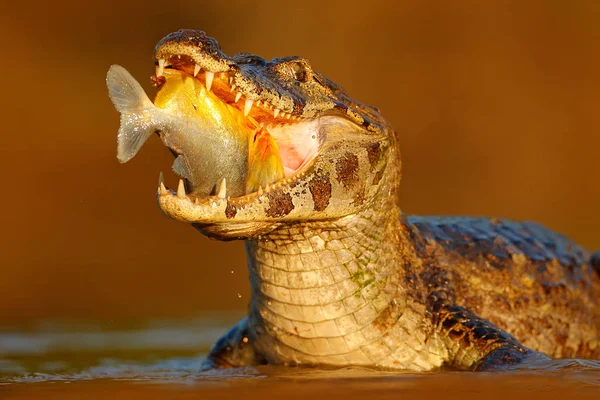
xmin=1 ymin=318 xmax=599 ymax=399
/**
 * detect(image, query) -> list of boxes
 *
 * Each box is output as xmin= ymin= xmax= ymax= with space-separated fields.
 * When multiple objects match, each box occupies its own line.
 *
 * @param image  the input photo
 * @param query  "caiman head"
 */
xmin=149 ymin=29 xmax=399 ymax=238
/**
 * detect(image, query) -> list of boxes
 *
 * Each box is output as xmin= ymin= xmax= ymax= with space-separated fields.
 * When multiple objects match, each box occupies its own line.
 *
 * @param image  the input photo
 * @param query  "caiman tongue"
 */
xmin=154 ymin=69 xmax=284 ymax=197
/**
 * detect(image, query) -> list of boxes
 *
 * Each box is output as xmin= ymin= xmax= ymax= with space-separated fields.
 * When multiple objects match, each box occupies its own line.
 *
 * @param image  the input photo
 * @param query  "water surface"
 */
xmin=1 ymin=318 xmax=598 ymax=399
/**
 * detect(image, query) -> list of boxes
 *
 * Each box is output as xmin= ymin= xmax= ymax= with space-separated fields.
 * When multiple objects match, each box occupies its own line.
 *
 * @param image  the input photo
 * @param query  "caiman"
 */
xmin=107 ymin=29 xmax=600 ymax=371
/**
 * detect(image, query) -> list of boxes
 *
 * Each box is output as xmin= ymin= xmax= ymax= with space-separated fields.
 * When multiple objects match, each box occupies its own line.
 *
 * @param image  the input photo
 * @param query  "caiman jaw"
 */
xmin=154 ymin=56 xmax=306 ymax=123
xmin=151 ymin=30 xmax=392 ymax=236
xmin=153 ymin=58 xmax=323 ymax=226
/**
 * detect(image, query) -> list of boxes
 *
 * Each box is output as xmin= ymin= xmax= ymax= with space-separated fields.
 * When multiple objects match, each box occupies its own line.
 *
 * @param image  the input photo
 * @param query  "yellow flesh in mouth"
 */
xmin=154 ymin=69 xmax=285 ymax=195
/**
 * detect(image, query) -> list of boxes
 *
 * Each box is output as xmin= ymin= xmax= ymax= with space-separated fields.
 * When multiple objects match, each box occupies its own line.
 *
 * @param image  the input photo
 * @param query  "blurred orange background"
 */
xmin=1 ymin=0 xmax=598 ymax=329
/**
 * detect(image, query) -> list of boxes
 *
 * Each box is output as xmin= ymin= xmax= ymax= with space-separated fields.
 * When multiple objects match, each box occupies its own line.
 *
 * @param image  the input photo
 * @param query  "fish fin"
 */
xmin=172 ymin=155 xmax=190 ymax=179
xmin=106 ymin=64 xmax=157 ymax=163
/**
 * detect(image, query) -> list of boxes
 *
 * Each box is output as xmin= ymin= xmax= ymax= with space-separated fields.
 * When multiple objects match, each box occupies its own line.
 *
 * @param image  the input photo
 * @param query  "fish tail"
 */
xmin=106 ymin=64 xmax=157 ymax=163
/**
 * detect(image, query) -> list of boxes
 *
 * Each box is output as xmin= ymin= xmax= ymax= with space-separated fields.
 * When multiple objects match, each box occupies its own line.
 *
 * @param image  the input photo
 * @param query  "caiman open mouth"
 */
xmin=108 ymin=30 xmax=389 ymax=228
xmin=154 ymin=55 xmax=324 ymax=206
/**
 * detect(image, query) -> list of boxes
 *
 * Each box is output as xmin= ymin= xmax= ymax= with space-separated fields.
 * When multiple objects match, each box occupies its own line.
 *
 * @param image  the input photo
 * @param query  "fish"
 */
xmin=106 ymin=65 xmax=256 ymax=197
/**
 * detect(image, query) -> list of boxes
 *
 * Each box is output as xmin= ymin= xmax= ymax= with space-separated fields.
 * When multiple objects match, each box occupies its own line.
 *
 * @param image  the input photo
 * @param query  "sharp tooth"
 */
xmin=256 ymin=100 xmax=261 ymax=107
xmin=231 ymin=84 xmax=236 ymax=92
xmin=157 ymin=59 xmax=165 ymax=77
xmin=217 ymin=178 xmax=227 ymax=199
xmin=229 ymin=77 xmax=233 ymax=85
xmin=235 ymin=92 xmax=242 ymax=102
xmin=258 ymin=186 xmax=264 ymax=196
xmin=273 ymin=108 xmax=280 ymax=118
xmin=205 ymin=71 xmax=214 ymax=91
xmin=194 ymin=64 xmax=201 ymax=77
xmin=195 ymin=198 xmax=200 ymax=205
xmin=244 ymin=99 xmax=254 ymax=116
xmin=158 ymin=171 xmax=164 ymax=186
xmin=280 ymin=112 xmax=287 ymax=118
xmin=177 ymin=179 xmax=186 ymax=198
xmin=286 ymin=113 xmax=291 ymax=119
xmin=159 ymin=182 xmax=168 ymax=195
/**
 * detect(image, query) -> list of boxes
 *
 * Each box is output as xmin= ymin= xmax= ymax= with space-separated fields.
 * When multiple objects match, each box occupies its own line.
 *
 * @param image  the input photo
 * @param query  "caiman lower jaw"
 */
xmin=156 ymin=159 xmax=312 ymax=225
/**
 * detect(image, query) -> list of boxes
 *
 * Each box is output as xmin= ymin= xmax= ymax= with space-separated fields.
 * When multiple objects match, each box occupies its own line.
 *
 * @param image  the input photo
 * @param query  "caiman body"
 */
xmin=108 ymin=30 xmax=600 ymax=371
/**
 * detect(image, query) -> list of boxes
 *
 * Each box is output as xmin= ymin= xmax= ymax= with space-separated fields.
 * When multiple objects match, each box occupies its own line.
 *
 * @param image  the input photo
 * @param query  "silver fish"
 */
xmin=106 ymin=65 xmax=249 ymax=197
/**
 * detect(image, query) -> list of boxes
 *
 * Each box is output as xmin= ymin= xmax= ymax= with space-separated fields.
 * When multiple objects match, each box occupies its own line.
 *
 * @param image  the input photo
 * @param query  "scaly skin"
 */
xmin=130 ymin=30 xmax=600 ymax=371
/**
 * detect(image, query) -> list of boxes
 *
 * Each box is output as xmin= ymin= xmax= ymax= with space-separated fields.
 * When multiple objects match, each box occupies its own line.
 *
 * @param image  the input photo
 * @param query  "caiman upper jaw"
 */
xmin=154 ymin=45 xmax=304 ymax=123
xmin=143 ymin=30 xmax=394 ymax=238
xmin=153 ymin=29 xmax=390 ymax=133
xmin=154 ymin=56 xmax=306 ymax=123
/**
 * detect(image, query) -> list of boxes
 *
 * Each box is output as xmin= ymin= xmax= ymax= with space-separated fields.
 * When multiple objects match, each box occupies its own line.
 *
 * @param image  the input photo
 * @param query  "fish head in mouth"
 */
xmin=107 ymin=29 xmax=396 ymax=239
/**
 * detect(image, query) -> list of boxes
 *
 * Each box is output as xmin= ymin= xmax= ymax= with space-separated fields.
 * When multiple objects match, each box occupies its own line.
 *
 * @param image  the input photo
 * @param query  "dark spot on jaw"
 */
xmin=225 ymin=202 xmax=237 ymax=219
xmin=265 ymin=190 xmax=294 ymax=217
xmin=308 ymin=170 xmax=331 ymax=211
xmin=335 ymin=152 xmax=359 ymax=188
xmin=366 ymin=142 xmax=381 ymax=171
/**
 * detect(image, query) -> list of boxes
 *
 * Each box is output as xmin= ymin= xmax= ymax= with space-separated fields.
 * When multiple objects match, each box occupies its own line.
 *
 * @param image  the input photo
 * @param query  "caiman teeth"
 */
xmin=158 ymin=171 xmax=167 ymax=195
xmin=257 ymin=186 xmax=264 ymax=196
xmin=217 ymin=178 xmax=227 ymax=199
xmin=234 ymin=92 xmax=242 ymax=103
xmin=159 ymin=181 xmax=168 ymax=195
xmin=177 ymin=179 xmax=186 ymax=198
xmin=157 ymin=59 xmax=166 ymax=77
xmin=193 ymin=64 xmax=201 ymax=77
xmin=244 ymin=99 xmax=254 ymax=116
xmin=273 ymin=108 xmax=280 ymax=118
xmin=205 ymin=71 xmax=214 ymax=91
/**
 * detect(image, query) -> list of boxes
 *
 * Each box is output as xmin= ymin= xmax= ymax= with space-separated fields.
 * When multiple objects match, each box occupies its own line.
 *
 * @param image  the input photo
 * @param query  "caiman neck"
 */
xmin=243 ymin=173 xmax=415 ymax=365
